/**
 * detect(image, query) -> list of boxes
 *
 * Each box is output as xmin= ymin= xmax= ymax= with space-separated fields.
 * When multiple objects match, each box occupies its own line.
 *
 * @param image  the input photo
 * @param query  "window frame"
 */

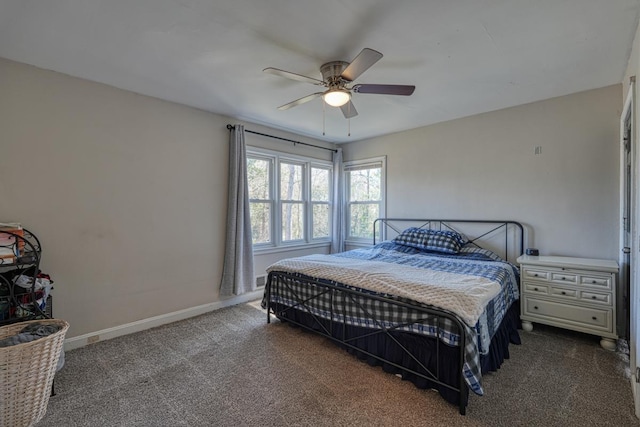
xmin=343 ymin=156 xmax=386 ymax=245
xmin=246 ymin=153 xmax=275 ymax=246
xmin=247 ymin=147 xmax=333 ymax=253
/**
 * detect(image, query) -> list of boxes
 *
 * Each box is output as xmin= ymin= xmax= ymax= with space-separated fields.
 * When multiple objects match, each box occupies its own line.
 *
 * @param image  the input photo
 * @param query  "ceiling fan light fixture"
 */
xmin=323 ymin=90 xmax=351 ymax=107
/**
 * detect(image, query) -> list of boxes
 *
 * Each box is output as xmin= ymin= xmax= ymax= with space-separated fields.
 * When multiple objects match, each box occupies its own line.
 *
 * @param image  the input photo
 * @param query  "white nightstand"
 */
xmin=517 ymin=255 xmax=619 ymax=351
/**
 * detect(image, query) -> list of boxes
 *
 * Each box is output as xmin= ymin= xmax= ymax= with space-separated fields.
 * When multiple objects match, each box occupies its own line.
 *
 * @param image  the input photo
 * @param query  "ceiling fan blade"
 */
xmin=340 ymin=48 xmax=383 ymax=82
xmin=352 ymin=84 xmax=415 ymax=96
xmin=263 ymin=67 xmax=324 ymax=85
xmin=277 ymin=92 xmax=324 ymax=110
xmin=340 ymin=100 xmax=358 ymax=119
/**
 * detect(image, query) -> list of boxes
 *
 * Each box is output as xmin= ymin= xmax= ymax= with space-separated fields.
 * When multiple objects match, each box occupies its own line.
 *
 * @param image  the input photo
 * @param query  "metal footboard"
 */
xmin=265 ymin=271 xmax=469 ymax=415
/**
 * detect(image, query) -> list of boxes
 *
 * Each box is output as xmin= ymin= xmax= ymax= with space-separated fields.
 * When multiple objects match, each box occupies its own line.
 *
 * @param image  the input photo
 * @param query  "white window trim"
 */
xmin=247 ymin=146 xmax=333 ymax=253
xmin=343 ymin=155 xmax=386 ymax=246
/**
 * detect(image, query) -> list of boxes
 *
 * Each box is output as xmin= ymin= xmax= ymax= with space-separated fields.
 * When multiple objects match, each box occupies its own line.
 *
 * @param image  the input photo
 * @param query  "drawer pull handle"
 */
xmin=561 ymin=291 xmax=566 ymax=295
xmin=534 ymin=287 xmax=539 ymax=291
xmin=592 ymin=280 xmax=597 ymax=284
xmin=592 ymin=316 xmax=597 ymax=320
xmin=592 ymin=296 xmax=597 ymax=300
xmin=534 ymin=273 xmax=538 ymax=277
xmin=534 ymin=306 xmax=539 ymax=310
xmin=561 ymin=277 xmax=566 ymax=280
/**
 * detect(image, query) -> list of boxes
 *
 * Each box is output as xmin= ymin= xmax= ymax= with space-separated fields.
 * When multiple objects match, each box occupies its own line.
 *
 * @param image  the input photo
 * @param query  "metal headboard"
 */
xmin=373 ymin=218 xmax=524 ymax=264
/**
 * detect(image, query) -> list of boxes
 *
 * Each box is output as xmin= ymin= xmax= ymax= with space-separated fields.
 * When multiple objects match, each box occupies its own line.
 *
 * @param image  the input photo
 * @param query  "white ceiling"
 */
xmin=1 ymin=0 xmax=639 ymax=143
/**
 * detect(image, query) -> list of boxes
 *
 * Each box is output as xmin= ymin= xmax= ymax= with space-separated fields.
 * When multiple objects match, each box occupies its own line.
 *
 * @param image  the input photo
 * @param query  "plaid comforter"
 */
xmin=264 ymin=241 xmax=520 ymax=396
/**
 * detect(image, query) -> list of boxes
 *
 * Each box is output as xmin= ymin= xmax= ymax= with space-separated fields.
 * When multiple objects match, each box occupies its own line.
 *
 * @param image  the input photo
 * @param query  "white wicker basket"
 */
xmin=0 ymin=319 xmax=69 ymax=427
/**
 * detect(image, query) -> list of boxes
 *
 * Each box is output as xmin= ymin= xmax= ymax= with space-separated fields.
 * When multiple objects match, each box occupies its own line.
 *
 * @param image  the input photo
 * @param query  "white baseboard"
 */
xmin=63 ymin=289 xmax=264 ymax=351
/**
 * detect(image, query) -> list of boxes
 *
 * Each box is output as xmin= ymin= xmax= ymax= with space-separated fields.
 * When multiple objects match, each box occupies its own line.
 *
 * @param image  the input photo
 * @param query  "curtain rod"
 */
xmin=226 ymin=124 xmax=337 ymax=153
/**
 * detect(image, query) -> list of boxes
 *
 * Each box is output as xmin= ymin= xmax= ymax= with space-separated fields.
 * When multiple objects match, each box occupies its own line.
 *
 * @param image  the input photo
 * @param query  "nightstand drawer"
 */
xmin=550 ymin=286 xmax=577 ymax=299
xmin=522 ymin=267 xmax=550 ymax=281
xmin=551 ymin=272 xmax=577 ymax=284
xmin=580 ymin=275 xmax=612 ymax=289
xmin=580 ymin=290 xmax=612 ymax=306
xmin=524 ymin=283 xmax=549 ymax=295
xmin=523 ymin=297 xmax=612 ymax=331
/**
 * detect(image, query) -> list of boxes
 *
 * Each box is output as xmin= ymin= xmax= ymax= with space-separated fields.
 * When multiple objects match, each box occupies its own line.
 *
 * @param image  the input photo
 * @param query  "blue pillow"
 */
xmin=392 ymin=227 xmax=467 ymax=254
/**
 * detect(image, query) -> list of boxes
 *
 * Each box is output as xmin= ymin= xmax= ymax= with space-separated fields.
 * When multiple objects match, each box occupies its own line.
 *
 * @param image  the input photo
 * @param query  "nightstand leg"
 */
xmin=522 ymin=320 xmax=533 ymax=332
xmin=600 ymin=338 xmax=616 ymax=351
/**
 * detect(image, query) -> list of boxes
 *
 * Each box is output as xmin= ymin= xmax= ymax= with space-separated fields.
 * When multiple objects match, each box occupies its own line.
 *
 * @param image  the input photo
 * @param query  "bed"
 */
xmin=262 ymin=219 xmax=523 ymax=415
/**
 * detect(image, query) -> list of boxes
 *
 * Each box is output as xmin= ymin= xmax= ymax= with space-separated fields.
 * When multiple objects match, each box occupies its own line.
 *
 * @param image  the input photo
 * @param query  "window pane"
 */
xmin=311 ymin=167 xmax=330 ymax=201
xmin=247 ymin=158 xmax=270 ymax=200
xmin=349 ymin=168 xmax=381 ymax=201
xmin=250 ymin=202 xmax=271 ymax=244
xmin=280 ymin=162 xmax=303 ymax=201
xmin=349 ymin=203 xmax=379 ymax=238
xmin=312 ymin=204 xmax=330 ymax=238
xmin=282 ymin=202 xmax=304 ymax=241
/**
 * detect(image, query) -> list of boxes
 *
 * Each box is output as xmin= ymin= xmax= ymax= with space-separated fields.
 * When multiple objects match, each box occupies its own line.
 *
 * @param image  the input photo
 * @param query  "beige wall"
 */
xmin=0 ymin=54 xmax=624 ymax=340
xmin=0 ymin=57 xmax=333 ymax=338
xmin=623 ymin=20 xmax=639 ymax=99
xmin=342 ymin=85 xmax=622 ymax=260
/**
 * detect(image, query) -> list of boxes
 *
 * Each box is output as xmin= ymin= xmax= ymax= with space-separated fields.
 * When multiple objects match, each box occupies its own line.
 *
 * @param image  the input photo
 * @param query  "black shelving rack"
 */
xmin=0 ymin=228 xmax=51 ymax=325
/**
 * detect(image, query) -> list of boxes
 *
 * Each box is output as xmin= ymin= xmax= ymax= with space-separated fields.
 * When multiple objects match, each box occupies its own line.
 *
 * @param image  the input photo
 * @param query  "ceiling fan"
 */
xmin=263 ymin=48 xmax=415 ymax=119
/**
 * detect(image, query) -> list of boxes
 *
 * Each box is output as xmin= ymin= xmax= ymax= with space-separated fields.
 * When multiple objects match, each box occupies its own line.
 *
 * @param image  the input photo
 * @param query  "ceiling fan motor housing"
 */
xmin=320 ymin=61 xmax=350 ymax=84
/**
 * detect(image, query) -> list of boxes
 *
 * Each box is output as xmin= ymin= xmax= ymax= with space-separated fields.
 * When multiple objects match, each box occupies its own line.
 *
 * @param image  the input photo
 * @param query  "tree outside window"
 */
xmin=280 ymin=162 xmax=304 ymax=242
xmin=345 ymin=158 xmax=385 ymax=242
xmin=311 ymin=167 xmax=330 ymax=239
xmin=247 ymin=157 xmax=272 ymax=245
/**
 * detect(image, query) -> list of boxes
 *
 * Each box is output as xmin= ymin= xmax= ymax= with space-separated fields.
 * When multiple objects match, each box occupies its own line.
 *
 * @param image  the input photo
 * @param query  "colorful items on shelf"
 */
xmin=0 ymin=223 xmax=24 ymax=265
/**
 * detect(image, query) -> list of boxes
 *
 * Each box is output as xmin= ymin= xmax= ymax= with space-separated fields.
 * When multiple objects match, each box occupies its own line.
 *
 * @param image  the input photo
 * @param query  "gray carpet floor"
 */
xmin=37 ymin=301 xmax=639 ymax=426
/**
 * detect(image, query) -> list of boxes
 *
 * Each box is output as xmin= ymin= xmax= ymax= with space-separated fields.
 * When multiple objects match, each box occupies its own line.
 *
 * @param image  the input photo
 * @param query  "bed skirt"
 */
xmin=271 ymin=301 xmax=521 ymax=407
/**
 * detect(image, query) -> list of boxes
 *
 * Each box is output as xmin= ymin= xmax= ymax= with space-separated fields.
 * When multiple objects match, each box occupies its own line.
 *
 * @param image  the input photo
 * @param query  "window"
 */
xmin=247 ymin=148 xmax=332 ymax=249
xmin=311 ymin=167 xmax=331 ymax=239
xmin=280 ymin=161 xmax=304 ymax=242
xmin=247 ymin=156 xmax=273 ymax=245
xmin=344 ymin=157 xmax=386 ymax=242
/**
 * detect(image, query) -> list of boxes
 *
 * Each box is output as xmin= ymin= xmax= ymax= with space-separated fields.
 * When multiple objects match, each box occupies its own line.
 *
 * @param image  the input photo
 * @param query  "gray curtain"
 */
xmin=331 ymin=148 xmax=345 ymax=253
xmin=220 ymin=124 xmax=255 ymax=296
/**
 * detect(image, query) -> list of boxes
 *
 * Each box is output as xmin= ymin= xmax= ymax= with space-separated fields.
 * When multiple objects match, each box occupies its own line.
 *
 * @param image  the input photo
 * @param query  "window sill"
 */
xmin=344 ymin=239 xmax=374 ymax=247
xmin=253 ymin=241 xmax=331 ymax=256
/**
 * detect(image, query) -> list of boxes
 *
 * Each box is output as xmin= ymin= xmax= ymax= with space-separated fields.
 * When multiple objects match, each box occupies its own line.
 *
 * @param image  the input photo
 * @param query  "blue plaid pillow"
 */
xmin=392 ymin=227 xmax=467 ymax=254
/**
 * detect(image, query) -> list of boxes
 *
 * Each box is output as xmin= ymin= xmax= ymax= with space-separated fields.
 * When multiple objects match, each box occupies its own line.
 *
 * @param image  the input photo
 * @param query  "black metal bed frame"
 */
xmin=264 ymin=219 xmax=524 ymax=415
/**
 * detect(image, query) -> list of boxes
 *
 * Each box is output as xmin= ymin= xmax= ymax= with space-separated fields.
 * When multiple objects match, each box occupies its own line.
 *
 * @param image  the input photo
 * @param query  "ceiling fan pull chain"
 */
xmin=322 ymin=101 xmax=326 ymax=136
xmin=348 ymin=102 xmax=351 ymax=136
